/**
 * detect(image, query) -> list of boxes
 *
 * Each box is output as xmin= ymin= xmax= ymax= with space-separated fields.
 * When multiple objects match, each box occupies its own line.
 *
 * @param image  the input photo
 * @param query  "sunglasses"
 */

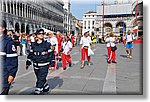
xmin=37 ymin=33 xmax=45 ymax=35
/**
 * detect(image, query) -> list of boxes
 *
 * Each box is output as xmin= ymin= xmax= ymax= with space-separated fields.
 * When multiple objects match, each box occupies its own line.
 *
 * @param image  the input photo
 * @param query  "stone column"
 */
xmin=9 ymin=0 xmax=12 ymax=14
xmin=0 ymin=0 xmax=2 ymax=11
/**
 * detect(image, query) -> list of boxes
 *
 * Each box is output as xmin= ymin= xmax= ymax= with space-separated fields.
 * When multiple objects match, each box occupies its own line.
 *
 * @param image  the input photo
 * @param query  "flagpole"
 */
xmin=102 ymin=0 xmax=104 ymax=37
xmin=136 ymin=0 xmax=138 ymax=38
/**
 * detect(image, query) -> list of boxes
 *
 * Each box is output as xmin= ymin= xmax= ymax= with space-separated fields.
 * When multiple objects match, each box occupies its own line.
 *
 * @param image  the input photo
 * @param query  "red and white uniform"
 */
xmin=62 ymin=41 xmax=72 ymax=69
xmin=105 ymin=37 xmax=116 ymax=62
xmin=56 ymin=35 xmax=63 ymax=54
xmin=71 ymin=36 xmax=75 ymax=47
xmin=49 ymin=36 xmax=58 ymax=54
xmin=80 ymin=36 xmax=92 ymax=61
xmin=47 ymin=36 xmax=58 ymax=69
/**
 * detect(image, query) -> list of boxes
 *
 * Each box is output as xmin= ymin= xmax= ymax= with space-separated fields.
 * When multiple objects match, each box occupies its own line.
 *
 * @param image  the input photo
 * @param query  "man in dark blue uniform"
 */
xmin=26 ymin=29 xmax=55 ymax=95
xmin=0 ymin=21 xmax=18 ymax=95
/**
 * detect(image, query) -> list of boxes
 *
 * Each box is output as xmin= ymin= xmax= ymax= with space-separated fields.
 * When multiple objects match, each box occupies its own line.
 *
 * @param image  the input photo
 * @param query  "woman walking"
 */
xmin=105 ymin=33 xmax=117 ymax=63
xmin=80 ymin=31 xmax=93 ymax=69
xmin=62 ymin=35 xmax=73 ymax=70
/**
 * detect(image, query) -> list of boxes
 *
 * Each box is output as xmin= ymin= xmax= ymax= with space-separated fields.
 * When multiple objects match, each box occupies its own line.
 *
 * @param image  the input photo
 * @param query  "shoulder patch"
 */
xmin=12 ymin=45 xmax=16 ymax=52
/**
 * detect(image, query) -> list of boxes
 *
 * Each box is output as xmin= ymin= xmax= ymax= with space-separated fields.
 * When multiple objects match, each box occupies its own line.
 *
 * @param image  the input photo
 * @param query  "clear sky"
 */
xmin=70 ymin=0 xmax=100 ymax=20
xmin=70 ymin=0 xmax=134 ymax=20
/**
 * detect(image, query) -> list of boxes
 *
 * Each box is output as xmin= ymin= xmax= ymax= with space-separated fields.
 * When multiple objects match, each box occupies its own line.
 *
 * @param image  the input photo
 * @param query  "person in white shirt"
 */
xmin=125 ymin=30 xmax=134 ymax=59
xmin=47 ymin=31 xmax=58 ymax=70
xmin=105 ymin=33 xmax=117 ymax=63
xmin=62 ymin=35 xmax=73 ymax=70
xmin=80 ymin=31 xmax=92 ymax=69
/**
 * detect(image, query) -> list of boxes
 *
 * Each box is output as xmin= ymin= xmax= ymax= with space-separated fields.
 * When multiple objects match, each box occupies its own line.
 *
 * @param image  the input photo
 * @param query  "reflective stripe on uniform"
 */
xmin=33 ymin=62 xmax=50 ymax=67
xmin=30 ymin=50 xmax=33 ymax=52
xmin=6 ymin=53 xmax=18 ymax=57
xmin=27 ymin=59 xmax=31 ymax=62
xmin=0 ymin=52 xmax=6 ymax=56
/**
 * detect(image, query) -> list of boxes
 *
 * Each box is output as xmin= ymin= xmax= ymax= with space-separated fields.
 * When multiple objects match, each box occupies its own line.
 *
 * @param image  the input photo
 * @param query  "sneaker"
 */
xmin=112 ymin=61 xmax=117 ymax=63
xmin=107 ymin=61 xmax=111 ymax=64
xmin=69 ymin=64 xmax=72 ymax=67
xmin=34 ymin=88 xmax=43 ymax=95
xmin=80 ymin=65 xmax=84 ymax=69
xmin=43 ymin=82 xmax=50 ymax=92
xmin=129 ymin=56 xmax=132 ymax=59
xmin=43 ymin=88 xmax=49 ymax=92
xmin=63 ymin=67 xmax=66 ymax=70
xmin=88 ymin=62 xmax=91 ymax=66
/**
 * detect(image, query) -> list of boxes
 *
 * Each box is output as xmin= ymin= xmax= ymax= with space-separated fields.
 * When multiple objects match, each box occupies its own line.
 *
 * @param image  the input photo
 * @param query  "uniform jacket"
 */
xmin=0 ymin=34 xmax=18 ymax=88
xmin=27 ymin=40 xmax=55 ymax=68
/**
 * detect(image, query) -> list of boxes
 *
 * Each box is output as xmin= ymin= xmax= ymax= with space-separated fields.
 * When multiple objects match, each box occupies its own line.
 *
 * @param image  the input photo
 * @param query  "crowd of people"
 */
xmin=0 ymin=19 xmax=136 ymax=95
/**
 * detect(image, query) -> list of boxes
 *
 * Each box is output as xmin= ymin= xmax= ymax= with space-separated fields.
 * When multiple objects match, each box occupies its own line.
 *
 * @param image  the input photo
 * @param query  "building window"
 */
xmin=11 ymin=2 xmax=13 ymax=14
xmin=3 ymin=2 xmax=6 ymax=12
xmin=20 ymin=3 xmax=22 ymax=17
xmin=88 ymin=20 xmax=90 ymax=27
xmin=7 ymin=2 xmax=10 ymax=13
xmin=26 ymin=5 xmax=28 ymax=18
xmin=17 ymin=2 xmax=19 ymax=16
xmin=14 ymin=2 xmax=16 ymax=15
xmin=92 ymin=21 xmax=95 ymax=25
xmin=84 ymin=21 xmax=86 ymax=29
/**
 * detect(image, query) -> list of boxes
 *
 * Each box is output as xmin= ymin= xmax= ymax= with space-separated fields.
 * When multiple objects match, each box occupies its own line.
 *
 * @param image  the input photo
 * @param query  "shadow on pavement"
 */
xmin=120 ymin=55 xmax=128 ymax=58
xmin=47 ymin=76 xmax=63 ymax=90
xmin=84 ymin=61 xmax=94 ymax=66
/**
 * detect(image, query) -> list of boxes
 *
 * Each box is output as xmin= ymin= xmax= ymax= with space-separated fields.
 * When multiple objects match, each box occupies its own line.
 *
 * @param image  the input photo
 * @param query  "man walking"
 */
xmin=125 ymin=30 xmax=134 ymax=59
xmin=0 ymin=21 xmax=18 ymax=95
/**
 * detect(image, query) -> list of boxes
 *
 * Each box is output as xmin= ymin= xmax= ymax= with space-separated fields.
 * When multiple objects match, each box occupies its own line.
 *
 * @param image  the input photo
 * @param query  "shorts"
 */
xmin=126 ymin=43 xmax=133 ymax=49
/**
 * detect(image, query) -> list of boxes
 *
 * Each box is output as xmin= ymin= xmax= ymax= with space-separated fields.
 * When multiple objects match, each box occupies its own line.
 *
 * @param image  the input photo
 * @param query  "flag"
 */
xmin=133 ymin=23 xmax=138 ymax=33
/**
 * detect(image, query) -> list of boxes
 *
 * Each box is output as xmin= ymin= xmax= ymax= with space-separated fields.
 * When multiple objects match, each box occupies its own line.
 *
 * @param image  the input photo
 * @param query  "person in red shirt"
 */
xmin=56 ymin=31 xmax=63 ymax=61
xmin=71 ymin=34 xmax=75 ymax=47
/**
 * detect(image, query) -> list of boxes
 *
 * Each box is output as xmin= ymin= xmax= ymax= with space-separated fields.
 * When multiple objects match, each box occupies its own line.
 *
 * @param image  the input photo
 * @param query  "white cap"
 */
xmin=83 ymin=29 xmax=90 ymax=34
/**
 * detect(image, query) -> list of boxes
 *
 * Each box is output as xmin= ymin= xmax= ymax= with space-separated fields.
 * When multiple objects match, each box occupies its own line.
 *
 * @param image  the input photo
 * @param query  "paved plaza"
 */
xmin=9 ymin=43 xmax=143 ymax=95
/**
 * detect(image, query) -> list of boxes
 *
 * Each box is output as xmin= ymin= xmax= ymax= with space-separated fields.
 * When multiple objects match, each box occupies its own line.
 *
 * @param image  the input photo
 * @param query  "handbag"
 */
xmin=60 ymin=41 xmax=68 ymax=52
xmin=88 ymin=48 xmax=94 ymax=56
xmin=111 ymin=46 xmax=117 ymax=51
xmin=83 ymin=46 xmax=88 ymax=49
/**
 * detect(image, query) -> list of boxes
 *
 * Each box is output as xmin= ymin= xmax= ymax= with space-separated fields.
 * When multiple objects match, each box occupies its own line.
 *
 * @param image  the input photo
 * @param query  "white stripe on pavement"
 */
xmin=16 ymin=87 xmax=32 ymax=94
xmin=102 ymin=64 xmax=117 ymax=94
xmin=15 ymin=70 xmax=34 ymax=79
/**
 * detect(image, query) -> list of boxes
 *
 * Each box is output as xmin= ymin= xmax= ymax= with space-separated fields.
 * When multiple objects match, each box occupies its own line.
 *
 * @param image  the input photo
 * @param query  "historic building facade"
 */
xmin=96 ymin=2 xmax=134 ymax=36
xmin=81 ymin=0 xmax=143 ymax=37
xmin=62 ymin=0 xmax=71 ymax=34
xmin=132 ymin=0 xmax=143 ymax=36
xmin=82 ymin=11 xmax=97 ymax=35
xmin=0 ymin=0 xmax=64 ymax=34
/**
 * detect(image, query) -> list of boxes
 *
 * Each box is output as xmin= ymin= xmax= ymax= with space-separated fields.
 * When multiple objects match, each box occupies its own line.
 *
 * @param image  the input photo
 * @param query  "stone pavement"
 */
xmin=9 ymin=43 xmax=143 ymax=95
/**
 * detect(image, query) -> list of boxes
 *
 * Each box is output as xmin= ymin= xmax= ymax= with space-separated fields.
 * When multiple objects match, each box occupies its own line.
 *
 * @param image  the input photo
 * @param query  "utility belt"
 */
xmin=83 ymin=46 xmax=89 ymax=49
xmin=33 ymin=62 xmax=50 ymax=68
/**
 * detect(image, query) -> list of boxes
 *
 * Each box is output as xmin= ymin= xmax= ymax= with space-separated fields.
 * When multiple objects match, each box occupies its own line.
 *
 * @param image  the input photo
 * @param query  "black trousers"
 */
xmin=1 ymin=71 xmax=10 ymax=95
xmin=34 ymin=66 xmax=49 ymax=88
